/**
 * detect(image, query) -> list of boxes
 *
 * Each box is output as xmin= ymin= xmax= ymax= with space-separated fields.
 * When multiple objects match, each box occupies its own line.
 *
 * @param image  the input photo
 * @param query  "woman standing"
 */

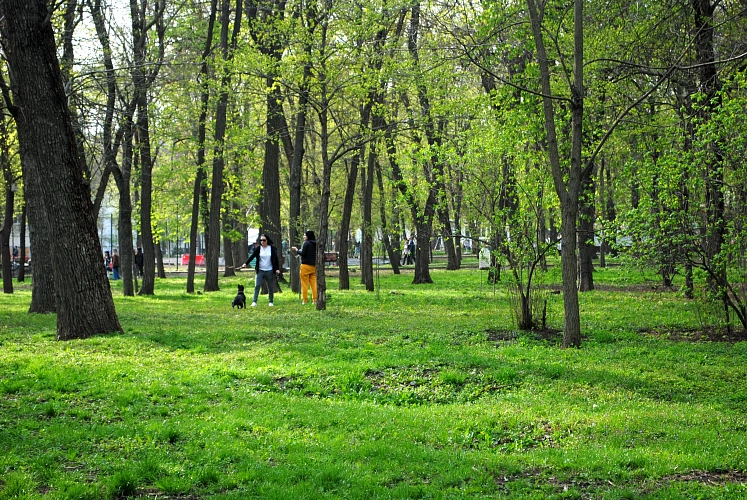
xmin=292 ymin=230 xmax=317 ymax=305
xmin=111 ymin=249 xmax=120 ymax=280
xmin=241 ymin=234 xmax=281 ymax=307
xmin=104 ymin=251 xmax=112 ymax=278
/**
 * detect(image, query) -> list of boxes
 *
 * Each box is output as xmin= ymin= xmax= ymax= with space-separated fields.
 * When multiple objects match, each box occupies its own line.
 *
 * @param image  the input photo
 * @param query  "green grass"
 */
xmin=1 ymin=266 xmax=746 ymax=498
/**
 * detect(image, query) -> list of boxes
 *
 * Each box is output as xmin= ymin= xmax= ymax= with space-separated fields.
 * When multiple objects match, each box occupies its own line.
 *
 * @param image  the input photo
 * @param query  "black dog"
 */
xmin=232 ymin=284 xmax=246 ymax=309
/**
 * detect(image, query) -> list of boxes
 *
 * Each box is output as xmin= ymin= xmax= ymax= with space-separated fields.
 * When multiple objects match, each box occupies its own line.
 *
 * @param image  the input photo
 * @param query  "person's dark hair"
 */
xmin=305 ymin=230 xmax=316 ymax=241
xmin=259 ymin=233 xmax=274 ymax=246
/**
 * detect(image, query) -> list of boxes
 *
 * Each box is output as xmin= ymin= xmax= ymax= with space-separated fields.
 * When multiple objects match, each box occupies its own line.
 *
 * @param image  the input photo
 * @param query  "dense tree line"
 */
xmin=1 ymin=0 xmax=746 ymax=343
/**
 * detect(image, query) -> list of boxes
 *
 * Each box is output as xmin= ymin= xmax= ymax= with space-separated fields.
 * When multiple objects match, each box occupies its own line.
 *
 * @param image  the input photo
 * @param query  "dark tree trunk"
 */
xmin=0 ymin=0 xmax=122 ymax=338
xmin=362 ymin=148 xmax=375 ymax=291
xmin=693 ymin=0 xmax=725 ymax=292
xmin=129 ymin=0 xmax=165 ymax=297
xmin=1 ymin=184 xmax=13 ymax=294
xmin=289 ymin=58 xmax=311 ymax=294
xmin=376 ymin=160 xmax=400 ymax=274
xmin=205 ymin=0 xmax=242 ymax=291
xmin=577 ymin=163 xmax=597 ymax=292
xmin=409 ymin=2 xmax=456 ymax=273
xmin=17 ymin=205 xmax=26 ymax=282
xmin=385 ymin=116 xmax=433 ymax=284
xmin=223 ymin=232 xmax=236 ymax=277
xmin=88 ymin=0 xmax=117 ymax=221
xmin=677 ymin=86 xmax=695 ymax=299
xmin=413 ymin=220 xmax=433 ymax=283
xmin=60 ymin=0 xmax=88 ymax=179
xmin=204 ymin=0 xmax=233 ymax=292
xmin=115 ymin=127 xmax=136 ymax=297
xmin=245 ymin=0 xmax=285 ymax=279
xmin=136 ymin=98 xmax=157 ymax=295
xmin=316 ymin=21 xmax=331 ymax=310
xmin=359 ymin=164 xmax=369 ymax=286
xmin=338 ymin=155 xmax=360 ymax=290
xmin=261 ymin=80 xmax=284 ymax=253
xmin=1 ymin=72 xmax=54 ymax=308
xmin=526 ymin=0 xmax=583 ymax=347
xmin=155 ymin=239 xmax=166 ymax=278
xmin=598 ymin=158 xmax=606 ymax=268
xmin=188 ymin=0 xmax=217 ymax=293
xmin=1 ymin=116 xmax=14 ymax=293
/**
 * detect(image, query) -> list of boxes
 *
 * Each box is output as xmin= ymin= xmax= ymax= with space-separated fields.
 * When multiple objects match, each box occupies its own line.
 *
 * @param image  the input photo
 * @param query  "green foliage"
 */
xmin=1 ymin=268 xmax=746 ymax=498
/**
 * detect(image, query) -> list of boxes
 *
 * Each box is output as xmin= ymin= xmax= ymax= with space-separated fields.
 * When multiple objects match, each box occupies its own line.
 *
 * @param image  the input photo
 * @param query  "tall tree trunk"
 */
xmin=359 ymin=162 xmax=369 ymax=285
xmin=376 ymin=159 xmax=400 ymax=274
xmin=245 ymin=0 xmax=285 ymax=275
xmin=0 ymin=0 xmax=122 ymax=338
xmin=362 ymin=148 xmax=375 ymax=291
xmin=88 ymin=0 xmax=117 ymax=220
xmin=17 ymin=204 xmax=26 ymax=283
xmin=598 ymin=157 xmax=606 ymax=268
xmin=60 ymin=0 xmax=88 ymax=179
xmin=261 ymin=80 xmax=284 ymax=252
xmin=155 ymin=238 xmax=166 ymax=278
xmin=1 ymin=186 xmax=13 ymax=295
xmin=385 ymin=116 xmax=433 ymax=284
xmin=1 ymin=116 xmax=14 ymax=293
xmin=136 ymin=98 xmax=157 ymax=294
xmin=204 ymin=0 xmax=233 ymax=292
xmin=677 ymin=85 xmax=695 ymax=299
xmin=1 ymin=67 xmax=54 ymax=309
xmin=526 ymin=0 xmax=584 ymax=347
xmin=129 ymin=0 xmax=165 ymax=297
xmin=338 ymin=154 xmax=360 ymax=290
xmin=223 ymin=232 xmax=235 ymax=276
xmin=577 ymin=163 xmax=597 ymax=292
xmin=408 ymin=2 xmax=457 ymax=272
xmin=205 ymin=0 xmax=242 ymax=291
xmin=289 ymin=58 xmax=311 ymax=294
xmin=316 ymin=19 xmax=331 ymax=310
xmin=115 ymin=122 xmax=137 ymax=297
xmin=693 ymin=0 xmax=725 ymax=292
xmin=188 ymin=0 xmax=218 ymax=293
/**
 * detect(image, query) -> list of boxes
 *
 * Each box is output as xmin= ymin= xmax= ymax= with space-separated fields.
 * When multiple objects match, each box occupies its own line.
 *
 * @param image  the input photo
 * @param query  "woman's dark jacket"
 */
xmin=244 ymin=245 xmax=280 ymax=272
xmin=297 ymin=239 xmax=317 ymax=266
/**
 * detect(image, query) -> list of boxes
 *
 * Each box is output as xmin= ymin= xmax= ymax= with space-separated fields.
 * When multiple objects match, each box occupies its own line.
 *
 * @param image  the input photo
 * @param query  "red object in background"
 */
xmin=181 ymin=254 xmax=205 ymax=266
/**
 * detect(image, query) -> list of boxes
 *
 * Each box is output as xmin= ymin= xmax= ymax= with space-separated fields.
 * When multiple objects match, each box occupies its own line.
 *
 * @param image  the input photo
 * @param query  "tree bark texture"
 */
xmin=526 ymin=0 xmax=583 ymax=347
xmin=376 ymin=159 xmax=400 ymax=274
xmin=1 ymin=116 xmax=14 ymax=293
xmin=408 ymin=2 xmax=457 ymax=272
xmin=362 ymin=148 xmax=376 ymax=291
xmin=17 ymin=204 xmax=26 ymax=282
xmin=204 ymin=0 xmax=233 ymax=292
xmin=289 ymin=57 xmax=311 ymax=294
xmin=1 ymin=185 xmax=13 ymax=294
xmin=114 ymin=115 xmax=137 ymax=297
xmin=187 ymin=0 xmax=218 ymax=294
xmin=337 ymin=154 xmax=360 ymax=290
xmin=693 ymin=0 xmax=725 ymax=291
xmin=130 ymin=0 xmax=165 ymax=297
xmin=577 ymin=164 xmax=597 ymax=292
xmin=0 ymin=0 xmax=122 ymax=338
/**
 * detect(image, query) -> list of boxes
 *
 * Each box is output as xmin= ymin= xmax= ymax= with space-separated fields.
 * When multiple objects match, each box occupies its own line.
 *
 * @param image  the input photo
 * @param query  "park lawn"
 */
xmin=1 ymin=265 xmax=746 ymax=499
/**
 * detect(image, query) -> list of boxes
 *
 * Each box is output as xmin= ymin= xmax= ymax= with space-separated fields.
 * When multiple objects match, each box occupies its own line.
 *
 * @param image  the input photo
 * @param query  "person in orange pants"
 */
xmin=292 ymin=230 xmax=318 ymax=304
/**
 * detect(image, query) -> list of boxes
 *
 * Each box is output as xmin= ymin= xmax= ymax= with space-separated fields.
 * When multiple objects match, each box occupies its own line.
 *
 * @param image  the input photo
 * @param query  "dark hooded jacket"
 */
xmin=244 ymin=237 xmax=280 ymax=272
xmin=297 ymin=231 xmax=317 ymax=266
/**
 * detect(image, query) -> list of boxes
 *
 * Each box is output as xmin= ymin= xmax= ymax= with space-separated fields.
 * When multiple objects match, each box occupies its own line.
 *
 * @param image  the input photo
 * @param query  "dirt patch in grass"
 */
xmin=640 ymin=326 xmax=747 ymax=343
xmin=486 ymin=328 xmax=563 ymax=344
xmin=493 ymin=468 xmax=747 ymax=497
xmin=658 ymin=470 xmax=747 ymax=485
xmin=547 ymin=283 xmax=678 ymax=294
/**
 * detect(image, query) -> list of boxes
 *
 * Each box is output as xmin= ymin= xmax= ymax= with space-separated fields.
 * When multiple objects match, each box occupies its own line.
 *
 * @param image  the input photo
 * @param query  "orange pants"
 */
xmin=300 ymin=264 xmax=317 ymax=303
